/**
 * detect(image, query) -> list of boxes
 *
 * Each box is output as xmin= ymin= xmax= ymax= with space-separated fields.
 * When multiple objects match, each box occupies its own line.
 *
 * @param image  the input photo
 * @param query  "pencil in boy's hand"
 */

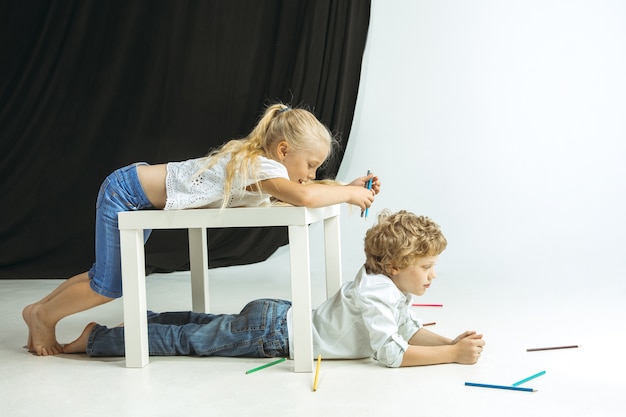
xmin=362 ymin=170 xmax=373 ymax=219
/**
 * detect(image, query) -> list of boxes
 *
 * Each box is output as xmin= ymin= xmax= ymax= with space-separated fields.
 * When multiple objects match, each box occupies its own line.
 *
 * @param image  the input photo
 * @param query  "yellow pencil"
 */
xmin=313 ymin=354 xmax=322 ymax=391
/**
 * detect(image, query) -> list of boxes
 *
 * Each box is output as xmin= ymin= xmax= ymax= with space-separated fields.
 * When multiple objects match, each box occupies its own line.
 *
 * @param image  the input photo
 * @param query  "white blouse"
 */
xmin=164 ymin=155 xmax=289 ymax=210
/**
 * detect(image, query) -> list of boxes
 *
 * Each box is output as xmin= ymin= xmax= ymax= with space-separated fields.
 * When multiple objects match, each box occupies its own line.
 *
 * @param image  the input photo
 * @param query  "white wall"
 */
xmin=336 ymin=0 xmax=626 ymax=294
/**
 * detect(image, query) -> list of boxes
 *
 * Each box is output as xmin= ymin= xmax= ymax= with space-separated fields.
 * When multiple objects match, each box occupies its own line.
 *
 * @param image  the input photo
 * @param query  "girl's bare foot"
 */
xmin=63 ymin=322 xmax=97 ymax=354
xmin=23 ymin=303 xmax=63 ymax=356
xmin=22 ymin=304 xmax=35 ymax=351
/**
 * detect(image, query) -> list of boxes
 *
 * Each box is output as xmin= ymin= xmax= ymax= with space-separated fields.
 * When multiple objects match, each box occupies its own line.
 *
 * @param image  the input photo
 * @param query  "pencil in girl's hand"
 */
xmin=362 ymin=170 xmax=373 ymax=218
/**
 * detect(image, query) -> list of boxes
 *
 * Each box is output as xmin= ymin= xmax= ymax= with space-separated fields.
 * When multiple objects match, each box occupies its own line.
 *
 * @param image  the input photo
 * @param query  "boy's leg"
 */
xmin=63 ymin=322 xmax=98 ymax=353
xmin=80 ymin=300 xmax=290 ymax=357
xmin=23 ymin=280 xmax=112 ymax=356
xmin=146 ymin=311 xmax=210 ymax=325
xmin=147 ymin=299 xmax=289 ymax=357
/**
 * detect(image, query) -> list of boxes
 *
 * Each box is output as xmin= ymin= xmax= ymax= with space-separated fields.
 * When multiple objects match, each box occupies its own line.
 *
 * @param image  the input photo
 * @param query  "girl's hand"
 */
xmin=347 ymin=186 xmax=376 ymax=211
xmin=347 ymin=173 xmax=381 ymax=195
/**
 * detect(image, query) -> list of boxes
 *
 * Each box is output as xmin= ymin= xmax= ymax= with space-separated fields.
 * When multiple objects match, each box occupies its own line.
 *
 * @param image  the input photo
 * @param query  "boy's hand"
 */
xmin=451 ymin=331 xmax=485 ymax=364
xmin=451 ymin=330 xmax=479 ymax=345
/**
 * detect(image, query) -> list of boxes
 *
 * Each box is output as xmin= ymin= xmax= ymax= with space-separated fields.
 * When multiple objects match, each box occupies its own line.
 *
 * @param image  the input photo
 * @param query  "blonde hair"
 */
xmin=197 ymin=103 xmax=336 ymax=208
xmin=364 ymin=210 xmax=447 ymax=277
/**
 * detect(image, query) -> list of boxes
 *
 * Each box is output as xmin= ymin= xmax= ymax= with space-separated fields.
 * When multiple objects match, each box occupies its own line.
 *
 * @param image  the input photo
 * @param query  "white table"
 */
xmin=118 ymin=205 xmax=342 ymax=372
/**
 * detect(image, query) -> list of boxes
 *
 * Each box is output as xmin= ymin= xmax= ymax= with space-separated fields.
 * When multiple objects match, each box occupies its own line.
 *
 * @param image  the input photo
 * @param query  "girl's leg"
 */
xmin=23 ymin=271 xmax=90 ymax=350
xmin=23 ymin=279 xmax=112 ymax=356
xmin=28 ymin=271 xmax=90 ymax=306
xmin=23 ymin=163 xmax=153 ymax=356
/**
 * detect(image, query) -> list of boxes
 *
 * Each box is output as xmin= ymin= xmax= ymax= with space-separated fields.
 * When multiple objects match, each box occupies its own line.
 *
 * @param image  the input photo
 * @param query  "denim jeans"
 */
xmin=88 ymin=163 xmax=153 ymax=298
xmin=86 ymin=299 xmax=291 ymax=357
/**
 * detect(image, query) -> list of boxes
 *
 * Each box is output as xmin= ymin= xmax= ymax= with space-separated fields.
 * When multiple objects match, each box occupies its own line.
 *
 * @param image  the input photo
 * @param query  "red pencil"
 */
xmin=412 ymin=303 xmax=443 ymax=307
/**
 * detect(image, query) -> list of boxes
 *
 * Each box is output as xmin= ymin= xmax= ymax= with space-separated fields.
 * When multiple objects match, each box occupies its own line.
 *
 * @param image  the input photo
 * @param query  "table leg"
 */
xmin=288 ymin=224 xmax=314 ymax=373
xmin=120 ymin=228 xmax=149 ymax=368
xmin=188 ymin=228 xmax=210 ymax=313
xmin=323 ymin=214 xmax=343 ymax=298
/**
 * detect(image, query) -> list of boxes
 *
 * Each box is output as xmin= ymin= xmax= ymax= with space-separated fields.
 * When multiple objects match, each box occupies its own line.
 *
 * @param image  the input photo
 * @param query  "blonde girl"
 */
xmin=23 ymin=103 xmax=380 ymax=356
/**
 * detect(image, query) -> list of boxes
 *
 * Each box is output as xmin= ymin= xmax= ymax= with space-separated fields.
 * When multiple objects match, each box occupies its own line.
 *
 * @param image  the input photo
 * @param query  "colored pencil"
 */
xmin=362 ymin=170 xmax=373 ymax=218
xmin=422 ymin=322 xmax=436 ymax=326
xmin=465 ymin=382 xmax=537 ymax=393
xmin=512 ymin=370 xmax=546 ymax=386
xmin=412 ymin=303 xmax=443 ymax=307
xmin=245 ymin=357 xmax=286 ymax=374
xmin=313 ymin=354 xmax=322 ymax=391
xmin=526 ymin=345 xmax=579 ymax=352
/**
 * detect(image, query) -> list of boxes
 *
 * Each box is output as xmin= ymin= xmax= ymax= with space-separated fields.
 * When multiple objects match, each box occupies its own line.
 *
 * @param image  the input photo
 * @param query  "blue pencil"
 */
xmin=512 ymin=370 xmax=546 ymax=386
xmin=465 ymin=382 xmax=537 ymax=393
xmin=363 ymin=169 xmax=373 ymax=219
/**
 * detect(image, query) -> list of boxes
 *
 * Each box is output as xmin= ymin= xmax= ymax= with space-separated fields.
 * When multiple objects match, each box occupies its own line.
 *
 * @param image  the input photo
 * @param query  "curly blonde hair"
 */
xmin=196 ymin=103 xmax=337 ymax=208
xmin=364 ymin=210 xmax=447 ymax=277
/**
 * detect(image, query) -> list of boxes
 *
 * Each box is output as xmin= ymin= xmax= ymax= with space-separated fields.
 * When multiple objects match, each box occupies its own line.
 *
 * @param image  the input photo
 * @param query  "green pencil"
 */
xmin=245 ymin=357 xmax=286 ymax=374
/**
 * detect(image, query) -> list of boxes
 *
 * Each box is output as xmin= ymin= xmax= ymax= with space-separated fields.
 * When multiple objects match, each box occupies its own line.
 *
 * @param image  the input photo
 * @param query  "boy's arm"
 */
xmin=400 ymin=329 xmax=485 ymax=367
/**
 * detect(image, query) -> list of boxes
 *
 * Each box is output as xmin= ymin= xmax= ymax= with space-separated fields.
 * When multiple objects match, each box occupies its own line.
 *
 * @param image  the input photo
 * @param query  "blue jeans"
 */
xmin=88 ymin=163 xmax=153 ymax=298
xmin=86 ymin=299 xmax=291 ymax=357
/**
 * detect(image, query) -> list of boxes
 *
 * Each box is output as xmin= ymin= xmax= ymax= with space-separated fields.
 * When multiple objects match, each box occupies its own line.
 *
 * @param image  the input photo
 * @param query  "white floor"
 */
xmin=1 ymin=244 xmax=625 ymax=417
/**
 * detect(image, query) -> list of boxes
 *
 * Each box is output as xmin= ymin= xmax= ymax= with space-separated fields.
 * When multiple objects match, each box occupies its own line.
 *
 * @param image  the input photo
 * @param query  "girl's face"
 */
xmin=280 ymin=141 xmax=329 ymax=184
xmin=389 ymin=256 xmax=439 ymax=296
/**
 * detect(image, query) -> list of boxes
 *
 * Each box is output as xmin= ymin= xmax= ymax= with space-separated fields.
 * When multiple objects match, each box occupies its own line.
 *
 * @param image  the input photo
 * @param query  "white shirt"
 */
xmin=164 ymin=155 xmax=289 ymax=210
xmin=288 ymin=266 xmax=423 ymax=368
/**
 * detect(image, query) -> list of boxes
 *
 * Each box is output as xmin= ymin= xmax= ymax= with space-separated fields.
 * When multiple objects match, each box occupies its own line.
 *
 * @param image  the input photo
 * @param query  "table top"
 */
xmin=118 ymin=204 xmax=341 ymax=229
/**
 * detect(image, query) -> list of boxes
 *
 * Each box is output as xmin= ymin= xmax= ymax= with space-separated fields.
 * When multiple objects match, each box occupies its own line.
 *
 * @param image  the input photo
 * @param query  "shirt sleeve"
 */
xmin=255 ymin=156 xmax=289 ymax=181
xmin=357 ymin=283 xmax=417 ymax=368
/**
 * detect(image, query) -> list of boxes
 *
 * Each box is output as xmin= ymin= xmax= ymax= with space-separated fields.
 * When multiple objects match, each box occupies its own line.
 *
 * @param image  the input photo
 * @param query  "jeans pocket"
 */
xmin=231 ymin=300 xmax=269 ymax=333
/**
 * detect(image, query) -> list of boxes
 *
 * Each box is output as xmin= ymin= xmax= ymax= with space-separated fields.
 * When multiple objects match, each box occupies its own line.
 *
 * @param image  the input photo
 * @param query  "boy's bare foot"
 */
xmin=22 ymin=303 xmax=63 ymax=356
xmin=63 ymin=322 xmax=97 ymax=354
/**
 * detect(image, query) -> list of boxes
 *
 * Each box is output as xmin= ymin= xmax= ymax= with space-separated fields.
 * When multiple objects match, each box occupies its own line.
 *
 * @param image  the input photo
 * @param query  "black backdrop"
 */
xmin=0 ymin=0 xmax=371 ymax=278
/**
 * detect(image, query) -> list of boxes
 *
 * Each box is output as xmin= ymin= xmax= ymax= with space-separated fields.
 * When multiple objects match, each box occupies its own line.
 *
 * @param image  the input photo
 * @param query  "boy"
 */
xmin=64 ymin=210 xmax=485 ymax=367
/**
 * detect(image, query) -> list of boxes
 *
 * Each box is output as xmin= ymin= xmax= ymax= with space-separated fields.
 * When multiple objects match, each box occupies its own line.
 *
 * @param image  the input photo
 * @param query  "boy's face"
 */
xmin=389 ymin=255 xmax=439 ymax=296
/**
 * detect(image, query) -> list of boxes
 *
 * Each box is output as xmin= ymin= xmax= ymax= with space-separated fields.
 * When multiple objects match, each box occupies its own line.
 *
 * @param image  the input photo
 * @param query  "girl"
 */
xmin=23 ymin=103 xmax=380 ymax=356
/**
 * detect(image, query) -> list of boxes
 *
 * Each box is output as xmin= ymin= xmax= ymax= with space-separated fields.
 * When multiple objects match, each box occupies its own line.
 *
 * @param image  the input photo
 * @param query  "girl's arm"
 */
xmin=399 ymin=329 xmax=485 ymax=366
xmin=259 ymin=177 xmax=376 ymax=209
